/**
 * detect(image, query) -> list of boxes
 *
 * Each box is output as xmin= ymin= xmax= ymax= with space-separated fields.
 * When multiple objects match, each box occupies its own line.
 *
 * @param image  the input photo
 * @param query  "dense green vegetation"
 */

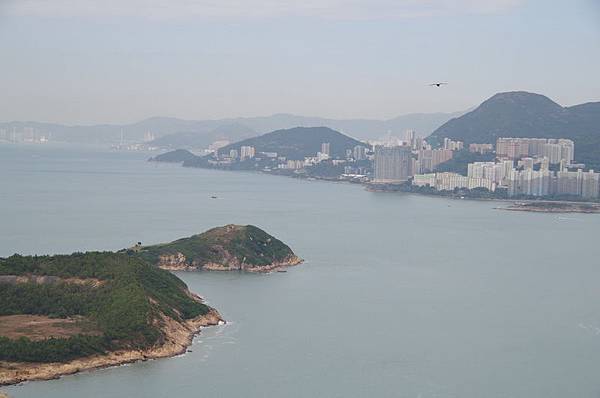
xmin=435 ymin=150 xmax=495 ymax=175
xmin=305 ymin=162 xmax=346 ymax=178
xmin=0 ymin=252 xmax=209 ymax=363
xmin=0 ymin=335 xmax=109 ymax=363
xmin=427 ymin=91 xmax=600 ymax=170
xmin=132 ymin=225 xmax=295 ymax=268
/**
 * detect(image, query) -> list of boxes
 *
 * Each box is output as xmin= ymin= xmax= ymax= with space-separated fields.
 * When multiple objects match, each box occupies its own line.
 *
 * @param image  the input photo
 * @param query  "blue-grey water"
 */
xmin=2 ymin=143 xmax=600 ymax=398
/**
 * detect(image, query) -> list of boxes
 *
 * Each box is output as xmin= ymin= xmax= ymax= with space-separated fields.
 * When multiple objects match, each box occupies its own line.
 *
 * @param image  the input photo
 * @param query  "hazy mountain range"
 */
xmin=0 ymin=111 xmax=462 ymax=147
xmin=427 ymin=91 xmax=600 ymax=169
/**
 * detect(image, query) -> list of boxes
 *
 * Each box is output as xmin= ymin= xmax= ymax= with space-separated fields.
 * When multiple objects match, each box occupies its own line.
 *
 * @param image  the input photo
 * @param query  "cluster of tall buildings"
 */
xmin=508 ymin=167 xmax=600 ymax=199
xmin=372 ymin=135 xmax=465 ymax=184
xmin=413 ymin=172 xmax=496 ymax=192
xmin=467 ymin=161 xmax=514 ymax=184
xmin=413 ymin=156 xmax=600 ymax=199
xmin=496 ymin=138 xmax=574 ymax=164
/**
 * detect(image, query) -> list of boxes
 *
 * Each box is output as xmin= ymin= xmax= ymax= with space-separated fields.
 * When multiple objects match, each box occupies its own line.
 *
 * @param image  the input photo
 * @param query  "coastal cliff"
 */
xmin=131 ymin=225 xmax=303 ymax=272
xmin=0 ymin=308 xmax=223 ymax=386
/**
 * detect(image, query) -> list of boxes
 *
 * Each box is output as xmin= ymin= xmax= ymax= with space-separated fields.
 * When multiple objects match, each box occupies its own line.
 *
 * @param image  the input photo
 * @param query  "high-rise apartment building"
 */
xmin=240 ymin=146 xmax=256 ymax=160
xmin=353 ymin=145 xmax=367 ymax=161
xmin=373 ymin=146 xmax=412 ymax=184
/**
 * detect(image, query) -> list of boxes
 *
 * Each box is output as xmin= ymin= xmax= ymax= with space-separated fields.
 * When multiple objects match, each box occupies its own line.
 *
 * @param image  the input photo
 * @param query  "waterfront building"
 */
xmin=582 ymin=170 xmax=600 ymax=199
xmin=412 ymin=172 xmax=495 ymax=192
xmin=321 ymin=142 xmax=331 ymax=156
xmin=507 ymin=167 xmax=599 ymax=198
xmin=508 ymin=168 xmax=552 ymax=196
xmin=412 ymin=173 xmax=436 ymax=187
xmin=240 ymin=146 xmax=256 ymax=160
xmin=229 ymin=149 xmax=239 ymax=159
xmin=373 ymin=145 xmax=412 ymax=184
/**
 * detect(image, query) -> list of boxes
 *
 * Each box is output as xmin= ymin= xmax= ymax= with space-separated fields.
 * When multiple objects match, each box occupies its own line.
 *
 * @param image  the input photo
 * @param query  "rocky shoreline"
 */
xmin=158 ymin=254 xmax=303 ymax=272
xmin=497 ymin=201 xmax=600 ymax=214
xmin=0 ymin=308 xmax=223 ymax=387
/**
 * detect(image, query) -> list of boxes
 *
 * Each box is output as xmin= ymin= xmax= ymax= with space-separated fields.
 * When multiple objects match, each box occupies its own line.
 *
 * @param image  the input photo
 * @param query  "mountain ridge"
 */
xmin=428 ymin=91 xmax=600 ymax=169
xmin=0 ymin=111 xmax=462 ymax=145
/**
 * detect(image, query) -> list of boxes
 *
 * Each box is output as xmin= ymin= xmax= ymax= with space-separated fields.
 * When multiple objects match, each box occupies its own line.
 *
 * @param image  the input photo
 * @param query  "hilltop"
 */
xmin=201 ymin=126 xmax=367 ymax=161
xmin=149 ymin=149 xmax=198 ymax=163
xmin=0 ymin=252 xmax=222 ymax=385
xmin=428 ymin=91 xmax=600 ymax=169
xmin=129 ymin=225 xmax=302 ymax=272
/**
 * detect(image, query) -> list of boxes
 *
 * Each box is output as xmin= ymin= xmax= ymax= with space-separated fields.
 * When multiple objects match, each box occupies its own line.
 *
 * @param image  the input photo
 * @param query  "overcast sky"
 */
xmin=1 ymin=0 xmax=599 ymax=124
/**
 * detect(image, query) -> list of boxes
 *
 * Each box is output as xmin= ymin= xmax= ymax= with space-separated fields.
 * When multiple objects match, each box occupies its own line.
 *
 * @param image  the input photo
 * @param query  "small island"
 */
xmin=128 ymin=224 xmax=303 ymax=272
xmin=498 ymin=201 xmax=600 ymax=213
xmin=0 ymin=225 xmax=300 ymax=386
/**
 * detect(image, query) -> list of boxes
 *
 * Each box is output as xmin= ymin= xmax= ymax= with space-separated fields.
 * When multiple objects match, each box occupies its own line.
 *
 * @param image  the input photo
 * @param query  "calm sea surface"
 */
xmin=2 ymin=143 xmax=600 ymax=398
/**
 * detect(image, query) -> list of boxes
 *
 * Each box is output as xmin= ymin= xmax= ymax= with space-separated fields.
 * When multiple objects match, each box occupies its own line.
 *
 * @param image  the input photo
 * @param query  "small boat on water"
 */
xmin=210 ymin=196 xmax=218 ymax=199
xmin=277 ymin=270 xmax=287 ymax=273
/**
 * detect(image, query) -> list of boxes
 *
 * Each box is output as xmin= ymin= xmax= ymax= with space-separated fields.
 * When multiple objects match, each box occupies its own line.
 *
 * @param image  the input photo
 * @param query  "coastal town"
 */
xmin=153 ymin=130 xmax=600 ymax=202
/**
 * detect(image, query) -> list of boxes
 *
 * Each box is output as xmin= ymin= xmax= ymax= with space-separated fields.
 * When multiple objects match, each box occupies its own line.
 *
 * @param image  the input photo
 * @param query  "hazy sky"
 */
xmin=1 ymin=0 xmax=599 ymax=124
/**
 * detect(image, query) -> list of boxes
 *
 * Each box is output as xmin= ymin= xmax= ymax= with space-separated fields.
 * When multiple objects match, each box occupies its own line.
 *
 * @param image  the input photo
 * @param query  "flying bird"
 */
xmin=429 ymin=82 xmax=448 ymax=87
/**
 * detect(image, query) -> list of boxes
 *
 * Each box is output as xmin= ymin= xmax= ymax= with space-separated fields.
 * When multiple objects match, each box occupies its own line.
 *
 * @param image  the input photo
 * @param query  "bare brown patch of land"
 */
xmin=0 ymin=309 xmax=223 ymax=386
xmin=0 ymin=315 xmax=101 ymax=341
xmin=0 ymin=275 xmax=105 ymax=287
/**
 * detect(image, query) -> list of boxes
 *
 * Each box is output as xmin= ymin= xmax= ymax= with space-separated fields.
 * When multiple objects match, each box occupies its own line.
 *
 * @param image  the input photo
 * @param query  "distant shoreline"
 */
xmin=160 ymin=160 xmax=600 ymax=208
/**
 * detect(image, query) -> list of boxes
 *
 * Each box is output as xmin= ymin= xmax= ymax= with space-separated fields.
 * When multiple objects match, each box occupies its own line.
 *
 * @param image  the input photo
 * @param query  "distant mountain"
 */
xmin=148 ymin=123 xmax=257 ymax=149
xmin=215 ymin=126 xmax=368 ymax=159
xmin=0 ymin=111 xmax=461 ymax=146
xmin=428 ymin=91 xmax=600 ymax=169
xmin=149 ymin=149 xmax=198 ymax=163
xmin=216 ymin=112 xmax=462 ymax=140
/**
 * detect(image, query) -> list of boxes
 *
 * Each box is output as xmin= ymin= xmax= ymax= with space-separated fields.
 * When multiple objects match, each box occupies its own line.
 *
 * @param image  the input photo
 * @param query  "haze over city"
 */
xmin=1 ymin=0 xmax=599 ymax=124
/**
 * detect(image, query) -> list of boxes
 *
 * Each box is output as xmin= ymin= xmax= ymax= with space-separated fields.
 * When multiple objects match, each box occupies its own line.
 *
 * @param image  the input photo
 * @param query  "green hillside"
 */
xmin=428 ymin=92 xmax=600 ymax=169
xmin=207 ymin=126 xmax=367 ymax=160
xmin=0 ymin=252 xmax=209 ymax=363
xmin=130 ymin=225 xmax=299 ymax=270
